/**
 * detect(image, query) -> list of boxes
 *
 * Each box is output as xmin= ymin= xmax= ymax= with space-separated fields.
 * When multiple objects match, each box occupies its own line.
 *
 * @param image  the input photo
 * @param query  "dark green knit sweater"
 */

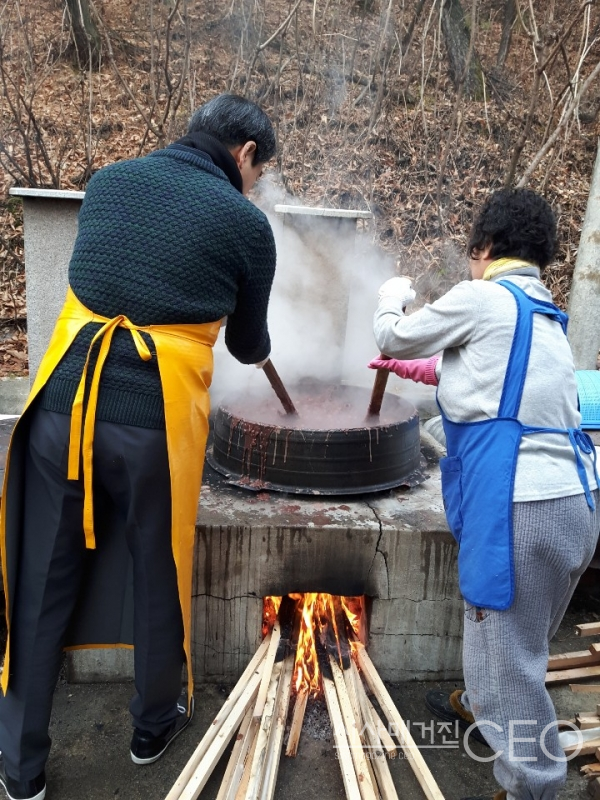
xmin=40 ymin=146 xmax=276 ymax=429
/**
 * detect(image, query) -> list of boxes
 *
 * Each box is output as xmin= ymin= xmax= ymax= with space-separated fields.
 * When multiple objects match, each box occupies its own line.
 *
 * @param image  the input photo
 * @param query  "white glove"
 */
xmin=254 ymin=356 xmax=270 ymax=369
xmin=378 ymin=277 xmax=416 ymax=307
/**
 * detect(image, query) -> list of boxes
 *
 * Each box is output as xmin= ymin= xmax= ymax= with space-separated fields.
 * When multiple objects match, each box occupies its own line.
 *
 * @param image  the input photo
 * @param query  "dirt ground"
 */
xmin=41 ymin=600 xmax=600 ymax=800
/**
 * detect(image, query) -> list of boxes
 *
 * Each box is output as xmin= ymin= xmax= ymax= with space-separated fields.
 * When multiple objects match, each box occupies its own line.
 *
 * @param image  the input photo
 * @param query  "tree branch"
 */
xmin=517 ymin=58 xmax=600 ymax=186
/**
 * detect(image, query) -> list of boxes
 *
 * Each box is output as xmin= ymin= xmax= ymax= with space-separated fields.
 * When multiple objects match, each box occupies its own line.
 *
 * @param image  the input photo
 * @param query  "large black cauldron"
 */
xmin=207 ymin=382 xmax=423 ymax=495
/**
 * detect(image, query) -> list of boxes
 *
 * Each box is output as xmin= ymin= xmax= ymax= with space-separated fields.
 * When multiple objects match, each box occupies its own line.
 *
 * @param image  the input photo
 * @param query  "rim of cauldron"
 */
xmin=214 ymin=385 xmax=419 ymax=436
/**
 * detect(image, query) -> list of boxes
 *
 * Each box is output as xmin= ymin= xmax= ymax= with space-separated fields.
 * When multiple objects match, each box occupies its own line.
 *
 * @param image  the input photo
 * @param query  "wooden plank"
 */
xmin=349 ymin=660 xmax=397 ymax=757
xmin=575 ymin=622 xmax=600 ymax=637
xmin=329 ymin=656 xmax=378 ymax=800
xmin=355 ymin=645 xmax=445 ymax=800
xmin=222 ymin=714 xmax=259 ymax=800
xmin=342 ymin=663 xmax=378 ymax=799
xmin=216 ymin=707 xmax=254 ymax=800
xmin=576 ymin=714 xmax=600 ymax=730
xmin=285 ymin=686 xmax=309 ymax=757
xmin=343 ymin=666 xmax=363 ymax=735
xmin=546 ymin=665 xmax=600 ymax=685
xmin=361 ymin=716 xmax=399 ymax=800
xmin=254 ymin=622 xmax=281 ymax=720
xmin=581 ymin=762 xmax=600 ymax=776
xmin=234 ymin=720 xmax=260 ymax=800
xmin=548 ymin=648 xmax=600 ymax=671
xmin=563 ymin=737 xmax=600 ymax=757
xmin=366 ymin=695 xmax=398 ymax=757
xmin=176 ymin=668 xmax=262 ymax=800
xmin=569 ymin=684 xmax=600 ymax=693
xmin=260 ymin=654 xmax=295 ymax=800
xmin=244 ymin=659 xmax=284 ymax=800
xmin=165 ymin=639 xmax=269 ymax=800
xmin=351 ymin=662 xmax=399 ymax=800
xmin=322 ymin=671 xmax=362 ymax=800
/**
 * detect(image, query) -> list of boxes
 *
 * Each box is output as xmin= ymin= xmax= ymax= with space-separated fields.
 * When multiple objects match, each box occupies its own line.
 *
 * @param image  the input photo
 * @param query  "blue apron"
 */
xmin=439 ymin=279 xmax=599 ymax=611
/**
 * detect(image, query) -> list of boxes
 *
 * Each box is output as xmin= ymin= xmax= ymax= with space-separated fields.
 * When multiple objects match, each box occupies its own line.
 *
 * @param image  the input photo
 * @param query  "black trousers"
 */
xmin=0 ymin=408 xmax=185 ymax=781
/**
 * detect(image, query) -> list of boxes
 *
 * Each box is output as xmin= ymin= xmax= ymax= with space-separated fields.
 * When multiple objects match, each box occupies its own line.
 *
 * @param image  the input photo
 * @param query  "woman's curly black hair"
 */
xmin=467 ymin=188 xmax=557 ymax=270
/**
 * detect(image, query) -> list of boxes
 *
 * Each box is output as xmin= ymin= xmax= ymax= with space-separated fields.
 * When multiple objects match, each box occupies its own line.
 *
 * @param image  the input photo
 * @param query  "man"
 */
xmin=371 ymin=188 xmax=599 ymax=800
xmin=0 ymin=93 xmax=277 ymax=800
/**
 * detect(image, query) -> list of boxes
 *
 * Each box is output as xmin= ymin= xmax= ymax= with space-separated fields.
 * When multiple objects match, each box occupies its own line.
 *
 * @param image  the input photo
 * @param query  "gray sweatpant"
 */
xmin=462 ymin=491 xmax=600 ymax=800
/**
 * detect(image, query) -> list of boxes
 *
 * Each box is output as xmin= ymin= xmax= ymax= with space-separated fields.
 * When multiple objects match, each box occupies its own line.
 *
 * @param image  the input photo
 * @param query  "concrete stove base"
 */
xmin=68 ymin=430 xmax=464 ymax=684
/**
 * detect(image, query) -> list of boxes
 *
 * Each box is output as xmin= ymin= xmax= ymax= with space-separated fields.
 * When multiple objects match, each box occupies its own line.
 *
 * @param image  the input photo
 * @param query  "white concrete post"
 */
xmin=567 ymin=139 xmax=600 ymax=370
xmin=9 ymin=188 xmax=84 ymax=382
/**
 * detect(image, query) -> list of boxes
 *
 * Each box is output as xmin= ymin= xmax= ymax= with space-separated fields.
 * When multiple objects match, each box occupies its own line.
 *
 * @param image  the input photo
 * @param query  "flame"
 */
xmin=341 ymin=596 xmax=365 ymax=641
xmin=263 ymin=593 xmax=366 ymax=695
xmin=290 ymin=593 xmax=322 ymax=694
xmin=262 ymin=596 xmax=282 ymax=638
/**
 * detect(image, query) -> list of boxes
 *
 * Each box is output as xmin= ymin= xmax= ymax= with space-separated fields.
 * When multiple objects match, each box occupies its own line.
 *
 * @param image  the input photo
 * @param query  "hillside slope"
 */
xmin=0 ymin=0 xmax=598 ymax=376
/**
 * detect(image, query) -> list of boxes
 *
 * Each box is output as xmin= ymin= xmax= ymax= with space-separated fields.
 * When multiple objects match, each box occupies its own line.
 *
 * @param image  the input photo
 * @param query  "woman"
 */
xmin=371 ymin=188 xmax=599 ymax=800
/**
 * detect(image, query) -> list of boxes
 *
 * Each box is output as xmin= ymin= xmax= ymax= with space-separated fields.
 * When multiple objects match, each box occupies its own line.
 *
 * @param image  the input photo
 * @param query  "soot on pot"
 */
xmin=207 ymin=381 xmax=424 ymax=495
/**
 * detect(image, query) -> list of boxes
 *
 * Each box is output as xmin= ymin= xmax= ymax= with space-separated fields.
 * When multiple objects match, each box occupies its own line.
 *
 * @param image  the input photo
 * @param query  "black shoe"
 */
xmin=424 ymin=689 xmax=490 ymax=747
xmin=0 ymin=757 xmax=46 ymax=800
xmin=461 ymin=791 xmax=506 ymax=800
xmin=130 ymin=696 xmax=195 ymax=765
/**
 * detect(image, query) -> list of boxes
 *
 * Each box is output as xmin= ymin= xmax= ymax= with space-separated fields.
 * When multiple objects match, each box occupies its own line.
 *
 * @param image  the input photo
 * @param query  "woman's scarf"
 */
xmin=482 ymin=257 xmax=539 ymax=281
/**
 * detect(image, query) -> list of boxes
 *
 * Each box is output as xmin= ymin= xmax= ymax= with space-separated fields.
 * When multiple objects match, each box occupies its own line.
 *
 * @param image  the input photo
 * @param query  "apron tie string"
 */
xmin=522 ymin=425 xmax=598 ymax=511
xmin=67 ymin=315 xmax=153 ymax=549
xmin=567 ymin=428 xmax=598 ymax=511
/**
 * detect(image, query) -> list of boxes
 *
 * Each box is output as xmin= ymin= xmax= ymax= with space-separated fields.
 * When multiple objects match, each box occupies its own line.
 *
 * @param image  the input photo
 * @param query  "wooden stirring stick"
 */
xmin=367 ymin=353 xmax=390 ymax=417
xmin=261 ymin=359 xmax=298 ymax=415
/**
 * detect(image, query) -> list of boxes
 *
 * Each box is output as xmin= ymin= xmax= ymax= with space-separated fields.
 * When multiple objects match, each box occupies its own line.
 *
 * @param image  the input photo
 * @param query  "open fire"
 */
xmin=165 ymin=594 xmax=445 ymax=800
xmin=263 ymin=593 xmax=369 ymax=760
xmin=262 ymin=593 xmax=367 ymax=695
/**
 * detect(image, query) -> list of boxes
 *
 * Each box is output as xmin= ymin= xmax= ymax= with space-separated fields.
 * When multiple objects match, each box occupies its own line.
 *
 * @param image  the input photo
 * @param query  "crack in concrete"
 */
xmin=193 ymin=593 xmax=260 ymax=602
xmin=364 ymin=501 xmax=389 ymax=593
xmin=198 ymin=645 xmax=257 ymax=657
xmin=371 ymin=632 xmax=462 ymax=638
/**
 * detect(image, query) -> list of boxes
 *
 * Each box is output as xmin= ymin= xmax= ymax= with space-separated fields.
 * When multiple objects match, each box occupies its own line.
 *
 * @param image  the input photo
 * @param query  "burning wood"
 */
xmin=164 ymin=594 xmax=445 ymax=800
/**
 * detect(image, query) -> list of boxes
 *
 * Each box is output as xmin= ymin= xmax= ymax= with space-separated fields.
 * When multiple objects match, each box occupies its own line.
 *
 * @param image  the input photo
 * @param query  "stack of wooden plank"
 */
xmin=545 ymin=619 xmax=600 ymax=789
xmin=579 ymin=731 xmax=600 ymax=800
xmin=562 ymin=704 xmax=600 ymax=757
xmin=164 ymin=596 xmax=446 ymax=800
xmin=546 ymin=622 xmax=600 ymax=686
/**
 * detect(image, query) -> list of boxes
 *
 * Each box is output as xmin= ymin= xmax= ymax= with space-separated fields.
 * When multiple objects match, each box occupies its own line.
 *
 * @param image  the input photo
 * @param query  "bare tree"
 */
xmin=97 ymin=0 xmax=192 ymax=151
xmin=437 ymin=0 xmax=479 ymax=212
xmin=441 ymin=0 xmax=484 ymax=99
xmin=65 ymin=0 xmax=102 ymax=67
xmin=505 ymin=0 xmax=597 ymax=186
xmin=0 ymin=1 xmax=64 ymax=187
xmin=496 ymin=0 xmax=517 ymax=69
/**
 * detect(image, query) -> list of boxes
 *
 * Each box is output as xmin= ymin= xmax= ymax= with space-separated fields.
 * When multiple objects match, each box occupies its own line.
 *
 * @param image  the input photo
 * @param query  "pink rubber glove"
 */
xmin=368 ymin=355 xmax=440 ymax=386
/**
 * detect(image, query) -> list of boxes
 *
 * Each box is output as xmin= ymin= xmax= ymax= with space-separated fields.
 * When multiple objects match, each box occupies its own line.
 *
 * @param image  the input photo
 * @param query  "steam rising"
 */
xmin=209 ymin=175 xmax=464 ymax=417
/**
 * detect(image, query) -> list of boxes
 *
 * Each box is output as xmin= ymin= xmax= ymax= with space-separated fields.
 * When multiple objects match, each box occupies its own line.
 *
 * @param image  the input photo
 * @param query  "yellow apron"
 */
xmin=1 ymin=287 xmax=221 ymax=708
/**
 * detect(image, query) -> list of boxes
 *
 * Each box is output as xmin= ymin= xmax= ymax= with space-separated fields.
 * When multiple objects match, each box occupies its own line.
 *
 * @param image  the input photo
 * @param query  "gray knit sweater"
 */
xmin=374 ymin=269 xmax=598 ymax=502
